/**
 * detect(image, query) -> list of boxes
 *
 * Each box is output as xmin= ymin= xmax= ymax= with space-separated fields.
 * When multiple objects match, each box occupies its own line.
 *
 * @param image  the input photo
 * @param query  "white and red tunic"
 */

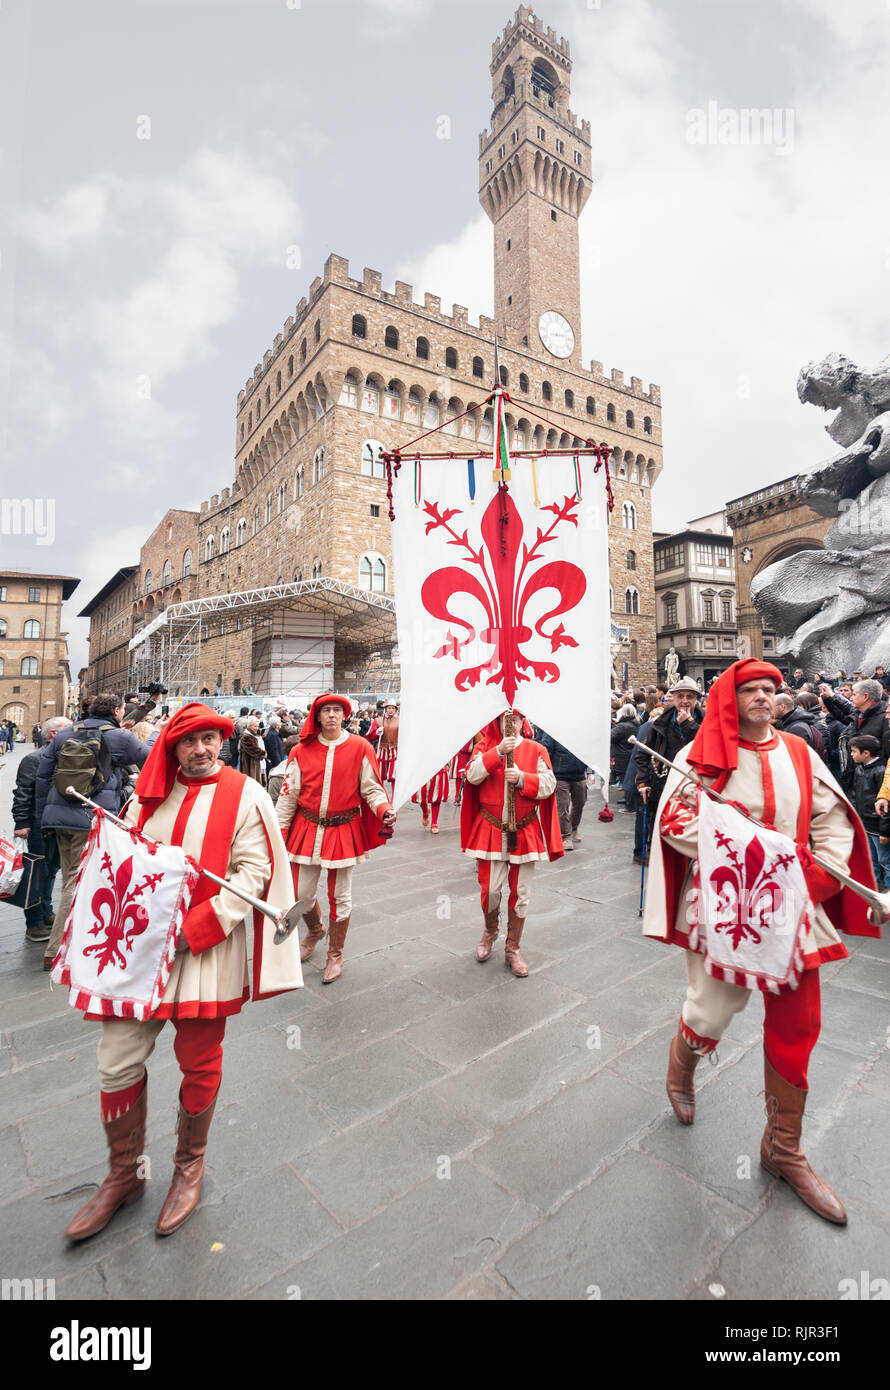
xmin=461 ymin=736 xmax=562 ymax=864
xmin=275 ymin=730 xmax=391 ymax=868
xmin=114 ymin=765 xmax=300 ymax=1019
xmin=643 ymin=731 xmax=879 ymax=970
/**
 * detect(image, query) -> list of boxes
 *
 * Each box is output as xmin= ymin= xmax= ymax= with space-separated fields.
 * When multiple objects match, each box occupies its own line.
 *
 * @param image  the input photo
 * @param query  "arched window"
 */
xmin=220 ymin=528 xmax=230 ymax=554
xmin=205 ymin=535 xmax=215 ymax=561
xmin=182 ymin=550 xmax=192 ymax=577
xmin=248 ymin=412 xmax=252 ymax=430
xmin=276 ymin=370 xmax=282 ymax=391
xmin=626 ymin=550 xmax=636 ymax=570
xmin=252 ymin=508 xmax=259 ymax=536
xmin=0 ymin=619 xmax=6 ymax=638
xmin=314 ymin=447 xmax=325 ymax=483
xmin=622 ymin=502 xmax=637 ymax=530
xmin=235 ymin=520 xmax=246 ymax=546
xmin=21 ymin=656 xmax=38 ymax=676
xmin=288 ymin=355 xmax=294 ymax=378
xmin=352 ymin=314 xmax=366 ymax=339
xmin=312 ymin=559 xmax=322 ymax=579
xmin=296 ymin=468 xmax=304 ymax=500
xmin=256 ymin=397 xmax=262 ymax=418
xmin=265 ymin=386 xmax=271 ymax=405
xmin=362 ymin=440 xmax=385 ymax=478
xmin=625 ymin=587 xmax=639 ymax=615
xmin=314 ymin=319 xmax=321 ymax=343
xmin=607 ymin=403 xmax=616 ymax=423
xmin=586 ymin=396 xmax=595 ymax=416
xmin=300 ymin=338 xmax=307 ymax=361
xmin=565 ymin=389 xmax=574 ymax=409
xmin=626 ymin=410 xmax=635 ymax=429
xmin=385 ymin=325 xmax=399 ymax=349
xmin=265 ymin=494 xmax=273 ymax=524
xmin=445 ymin=346 xmax=458 ymax=370
xmin=519 ymin=373 xmax=529 ymax=393
xmin=416 ymin=336 xmax=429 ymax=360
xmin=609 ymin=586 xmax=614 ymax=611
xmin=278 ymin=483 xmax=287 ymax=512
xmin=542 ymin=381 xmax=552 ymax=402
xmin=23 ymin=619 xmax=40 ymax=638
xmin=644 ymin=416 xmax=652 ymax=435
xmin=472 ymin=356 xmax=484 ymax=379
xmin=499 ymin=365 xmax=508 ymax=387
xmin=359 ymin=554 xmax=387 ymax=592
xmin=161 ymin=559 xmax=170 ymax=587
xmin=144 ymin=570 xmax=152 ymax=594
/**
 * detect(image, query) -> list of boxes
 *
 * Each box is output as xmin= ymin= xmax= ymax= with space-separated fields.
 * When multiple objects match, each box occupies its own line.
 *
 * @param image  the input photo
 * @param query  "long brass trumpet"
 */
xmin=627 ymin=739 xmax=890 ymax=926
xmin=65 ymin=788 xmax=305 ymax=944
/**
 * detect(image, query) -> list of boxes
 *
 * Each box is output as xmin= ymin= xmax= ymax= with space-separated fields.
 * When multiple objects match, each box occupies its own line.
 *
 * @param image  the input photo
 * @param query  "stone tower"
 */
xmin=479 ymin=7 xmax=593 ymax=369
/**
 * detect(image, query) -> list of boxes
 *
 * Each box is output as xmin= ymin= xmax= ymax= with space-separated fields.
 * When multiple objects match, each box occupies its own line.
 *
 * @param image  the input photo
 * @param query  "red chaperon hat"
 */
xmin=687 ymin=658 xmax=783 ymax=777
xmin=133 ymin=702 xmax=235 ymax=814
xmin=297 ymin=692 xmax=353 ymax=746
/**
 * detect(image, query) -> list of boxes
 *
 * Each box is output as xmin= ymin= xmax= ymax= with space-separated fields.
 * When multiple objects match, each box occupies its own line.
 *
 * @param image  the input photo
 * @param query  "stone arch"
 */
xmin=754 ymin=537 xmax=824 ymax=576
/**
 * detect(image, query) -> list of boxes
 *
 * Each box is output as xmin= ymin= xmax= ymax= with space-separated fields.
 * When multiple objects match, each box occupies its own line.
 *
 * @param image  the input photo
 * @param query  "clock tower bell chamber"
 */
xmin=479 ymin=7 xmax=592 ymax=366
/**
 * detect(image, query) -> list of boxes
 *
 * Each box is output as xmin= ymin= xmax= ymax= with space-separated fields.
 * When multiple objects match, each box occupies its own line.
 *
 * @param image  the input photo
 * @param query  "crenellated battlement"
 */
xmin=236 ymin=252 xmax=660 ymax=409
xmin=493 ymin=6 xmax=570 ymax=65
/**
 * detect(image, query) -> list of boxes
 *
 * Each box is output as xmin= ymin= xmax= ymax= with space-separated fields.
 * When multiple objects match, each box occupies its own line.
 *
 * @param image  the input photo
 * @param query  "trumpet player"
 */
xmin=642 ymin=660 xmax=879 ymax=1225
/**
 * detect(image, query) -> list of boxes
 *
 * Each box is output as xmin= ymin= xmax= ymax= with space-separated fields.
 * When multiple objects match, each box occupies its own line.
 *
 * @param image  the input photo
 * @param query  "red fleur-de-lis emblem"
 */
xmin=708 ymin=832 xmax=788 ymax=951
xmin=420 ymin=489 xmax=586 ymax=703
xmin=83 ymin=849 xmax=165 ymax=975
xmin=661 ymin=796 xmax=696 ymax=838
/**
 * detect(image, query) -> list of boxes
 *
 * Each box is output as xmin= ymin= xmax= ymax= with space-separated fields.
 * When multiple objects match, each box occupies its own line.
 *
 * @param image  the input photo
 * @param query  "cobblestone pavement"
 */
xmin=1 ymin=741 xmax=888 ymax=1301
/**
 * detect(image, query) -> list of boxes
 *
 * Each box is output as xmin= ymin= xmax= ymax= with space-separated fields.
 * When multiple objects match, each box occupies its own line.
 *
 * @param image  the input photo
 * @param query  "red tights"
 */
xmin=100 ymin=1018 xmax=226 ymax=1121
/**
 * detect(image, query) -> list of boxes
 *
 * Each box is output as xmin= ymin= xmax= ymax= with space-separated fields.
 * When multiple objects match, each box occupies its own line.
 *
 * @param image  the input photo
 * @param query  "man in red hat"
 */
xmin=642 ymin=659 xmax=879 ymax=1224
xmin=461 ymin=709 xmax=563 ymax=976
xmin=62 ymin=703 xmax=300 ymax=1242
xmin=275 ymin=693 xmax=396 ymax=983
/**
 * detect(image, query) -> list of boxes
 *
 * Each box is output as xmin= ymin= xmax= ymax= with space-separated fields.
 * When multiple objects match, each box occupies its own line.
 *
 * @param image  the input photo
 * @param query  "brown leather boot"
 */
xmin=759 ymin=1055 xmax=847 ymax=1224
xmin=64 ymin=1082 xmax=147 ymax=1241
xmin=475 ymin=909 xmax=500 ymax=962
xmin=504 ymin=910 xmax=529 ymax=977
xmin=155 ymin=1090 xmax=218 ymax=1237
xmin=666 ymin=1026 xmax=700 ymax=1125
xmin=299 ymin=901 xmax=326 ymax=962
xmin=322 ymin=916 xmax=350 ymax=984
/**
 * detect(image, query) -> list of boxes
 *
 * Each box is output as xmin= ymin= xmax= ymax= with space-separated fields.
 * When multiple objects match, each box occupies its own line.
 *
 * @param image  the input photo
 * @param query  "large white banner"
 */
xmin=390 ymin=454 xmax=611 ymax=808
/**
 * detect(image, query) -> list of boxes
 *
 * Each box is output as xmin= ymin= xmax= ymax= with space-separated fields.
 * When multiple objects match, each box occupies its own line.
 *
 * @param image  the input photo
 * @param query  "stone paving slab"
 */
xmin=293 ymin=1034 xmax=447 ymax=1128
xmin=496 ymin=1149 xmax=750 ymax=1300
xmin=402 ymin=975 xmax=584 ymax=1070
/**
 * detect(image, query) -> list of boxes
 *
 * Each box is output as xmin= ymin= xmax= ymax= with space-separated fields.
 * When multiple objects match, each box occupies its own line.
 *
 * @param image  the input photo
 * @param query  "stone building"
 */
xmin=654 ymin=512 xmax=739 ymax=689
xmin=80 ymin=509 xmax=199 ymax=699
xmin=725 ymin=477 xmax=830 ymax=668
xmin=0 ymin=571 xmax=78 ymax=735
xmin=91 ymin=7 xmax=664 ymax=696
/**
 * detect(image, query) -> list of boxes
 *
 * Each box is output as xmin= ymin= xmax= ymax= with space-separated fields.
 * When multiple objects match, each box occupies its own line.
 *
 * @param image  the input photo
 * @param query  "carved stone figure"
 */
xmin=751 ymin=353 xmax=890 ymax=673
xmin=664 ymin=647 xmax=680 ymax=687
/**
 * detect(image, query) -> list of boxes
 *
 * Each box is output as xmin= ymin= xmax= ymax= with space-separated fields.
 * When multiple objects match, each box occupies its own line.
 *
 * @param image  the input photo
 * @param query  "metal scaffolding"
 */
xmin=127 ymin=578 xmax=396 ymax=696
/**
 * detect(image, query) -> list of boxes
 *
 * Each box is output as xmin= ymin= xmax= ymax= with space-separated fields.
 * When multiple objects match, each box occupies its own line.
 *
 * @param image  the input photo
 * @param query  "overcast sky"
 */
xmin=2 ymin=0 xmax=889 ymax=676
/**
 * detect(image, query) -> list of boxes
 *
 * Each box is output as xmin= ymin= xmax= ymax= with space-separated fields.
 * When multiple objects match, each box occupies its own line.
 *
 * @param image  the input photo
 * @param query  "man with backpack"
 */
xmin=35 ymin=692 xmax=151 ymax=971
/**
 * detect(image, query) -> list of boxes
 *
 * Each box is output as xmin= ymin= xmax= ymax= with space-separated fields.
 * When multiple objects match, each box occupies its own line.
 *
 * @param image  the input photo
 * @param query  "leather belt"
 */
xmin=480 ymin=806 xmax=537 ymax=832
xmin=297 ymin=803 xmax=361 ymax=828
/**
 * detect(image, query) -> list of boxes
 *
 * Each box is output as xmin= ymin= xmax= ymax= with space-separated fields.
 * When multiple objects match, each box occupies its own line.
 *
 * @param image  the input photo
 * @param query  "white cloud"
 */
xmin=19 ymin=181 xmax=107 ymax=256
xmin=398 ymin=213 xmax=493 ymax=327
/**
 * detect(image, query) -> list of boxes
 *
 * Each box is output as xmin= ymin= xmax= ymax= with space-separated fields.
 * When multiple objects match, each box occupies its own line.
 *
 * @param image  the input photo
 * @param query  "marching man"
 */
xmin=642 ymin=659 xmax=879 ymax=1224
xmin=276 ymin=693 xmax=396 ymax=983
xmin=62 ymin=704 xmax=300 ymax=1241
xmin=376 ymin=702 xmax=399 ymax=798
xmin=461 ymin=709 xmax=563 ymax=976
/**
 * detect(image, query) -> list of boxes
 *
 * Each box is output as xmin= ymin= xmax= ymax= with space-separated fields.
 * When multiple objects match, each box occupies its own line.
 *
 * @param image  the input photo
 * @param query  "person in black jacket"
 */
xmin=849 ymin=735 xmax=890 ymax=886
xmin=536 ymin=729 xmax=588 ymax=851
xmin=610 ymin=703 xmax=641 ymax=788
xmin=264 ymin=717 xmax=285 ymax=769
xmin=773 ymin=693 xmax=819 ymax=749
xmin=12 ymin=716 xmax=72 ymax=944
xmin=633 ymin=679 xmax=703 ymax=858
xmin=819 ymin=679 xmax=889 ymax=792
xmin=36 ymin=692 xmax=151 ymax=970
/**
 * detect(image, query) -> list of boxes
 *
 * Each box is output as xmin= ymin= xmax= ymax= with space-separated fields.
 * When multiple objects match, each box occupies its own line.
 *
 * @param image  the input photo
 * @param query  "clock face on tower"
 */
xmin=538 ymin=311 xmax=575 ymax=358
